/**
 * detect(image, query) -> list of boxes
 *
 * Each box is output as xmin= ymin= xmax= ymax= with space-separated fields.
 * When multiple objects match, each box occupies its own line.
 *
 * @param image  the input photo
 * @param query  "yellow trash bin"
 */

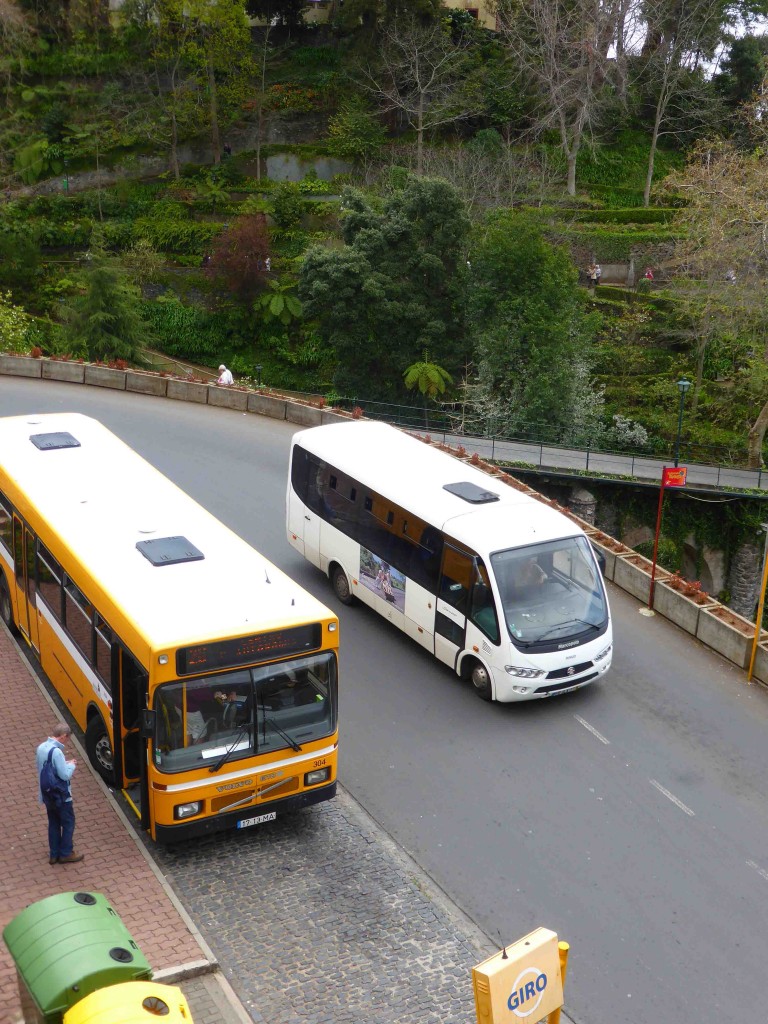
xmin=62 ymin=981 xmax=192 ymax=1024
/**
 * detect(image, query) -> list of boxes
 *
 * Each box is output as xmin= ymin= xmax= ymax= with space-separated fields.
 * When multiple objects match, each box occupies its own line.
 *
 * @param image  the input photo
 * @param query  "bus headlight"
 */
xmin=305 ymin=767 xmax=331 ymax=786
xmin=174 ymin=801 xmax=202 ymax=820
xmin=505 ymin=665 xmax=545 ymax=679
xmin=594 ymin=644 xmax=612 ymax=663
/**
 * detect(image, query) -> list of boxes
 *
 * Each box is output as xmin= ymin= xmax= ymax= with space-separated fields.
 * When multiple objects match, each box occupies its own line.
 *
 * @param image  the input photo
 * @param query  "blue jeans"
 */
xmin=46 ymin=799 xmax=75 ymax=859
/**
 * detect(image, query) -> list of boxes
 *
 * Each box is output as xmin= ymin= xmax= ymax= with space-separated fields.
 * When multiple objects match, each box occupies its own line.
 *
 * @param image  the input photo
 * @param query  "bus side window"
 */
xmin=470 ymin=563 xmax=500 ymax=644
xmin=0 ymin=493 xmax=11 ymax=553
xmin=94 ymin=614 xmax=114 ymax=693
xmin=439 ymin=545 xmax=473 ymax=615
xmin=63 ymin=574 xmax=93 ymax=662
xmin=37 ymin=544 xmax=63 ymax=621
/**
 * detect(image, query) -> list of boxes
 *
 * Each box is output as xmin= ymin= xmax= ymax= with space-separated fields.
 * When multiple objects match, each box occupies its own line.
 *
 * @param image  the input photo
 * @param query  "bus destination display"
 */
xmin=177 ymin=623 xmax=322 ymax=675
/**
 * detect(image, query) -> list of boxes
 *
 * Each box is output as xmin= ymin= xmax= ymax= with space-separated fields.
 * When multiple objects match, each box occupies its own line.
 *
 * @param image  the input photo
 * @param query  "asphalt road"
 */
xmin=2 ymin=379 xmax=767 ymax=1024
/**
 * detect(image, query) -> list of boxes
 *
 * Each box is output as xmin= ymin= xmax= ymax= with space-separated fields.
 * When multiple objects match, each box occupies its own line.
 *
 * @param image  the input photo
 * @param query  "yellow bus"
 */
xmin=0 ymin=413 xmax=338 ymax=842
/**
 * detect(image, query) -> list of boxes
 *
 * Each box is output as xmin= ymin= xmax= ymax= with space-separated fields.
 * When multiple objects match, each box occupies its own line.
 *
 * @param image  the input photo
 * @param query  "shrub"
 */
xmin=266 ymin=84 xmax=322 ymax=113
xmin=270 ymin=182 xmax=305 ymax=229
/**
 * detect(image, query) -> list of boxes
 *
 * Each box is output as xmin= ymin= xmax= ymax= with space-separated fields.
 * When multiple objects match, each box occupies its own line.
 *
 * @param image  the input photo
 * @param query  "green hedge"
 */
xmin=131 ymin=218 xmax=223 ymax=255
xmin=583 ymin=183 xmax=646 ymax=207
xmin=574 ymin=208 xmax=678 ymax=226
xmin=561 ymin=226 xmax=677 ymax=262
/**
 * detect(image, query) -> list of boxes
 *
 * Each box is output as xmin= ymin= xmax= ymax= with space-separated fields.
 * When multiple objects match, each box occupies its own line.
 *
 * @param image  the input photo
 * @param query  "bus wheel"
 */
xmin=330 ymin=564 xmax=353 ymax=605
xmin=470 ymin=662 xmax=493 ymax=701
xmin=86 ymin=715 xmax=115 ymax=784
xmin=0 ymin=576 xmax=16 ymax=633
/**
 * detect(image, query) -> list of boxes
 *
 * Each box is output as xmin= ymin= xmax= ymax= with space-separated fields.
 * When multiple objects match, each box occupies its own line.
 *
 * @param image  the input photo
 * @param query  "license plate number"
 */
xmin=237 ymin=811 xmax=277 ymax=829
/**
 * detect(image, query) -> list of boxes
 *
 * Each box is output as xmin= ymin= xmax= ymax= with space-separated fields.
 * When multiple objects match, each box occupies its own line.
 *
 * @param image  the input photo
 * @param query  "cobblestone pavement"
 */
xmin=143 ymin=790 xmax=494 ymax=1024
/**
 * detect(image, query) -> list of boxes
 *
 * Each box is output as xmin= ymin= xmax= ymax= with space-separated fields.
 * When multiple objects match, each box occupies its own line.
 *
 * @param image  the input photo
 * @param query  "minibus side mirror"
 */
xmin=591 ymin=542 xmax=606 ymax=577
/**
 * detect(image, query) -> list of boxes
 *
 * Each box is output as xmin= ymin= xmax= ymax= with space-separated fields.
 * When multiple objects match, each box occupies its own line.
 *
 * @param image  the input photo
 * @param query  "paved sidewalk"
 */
xmin=0 ymin=622 xmax=250 ymax=1024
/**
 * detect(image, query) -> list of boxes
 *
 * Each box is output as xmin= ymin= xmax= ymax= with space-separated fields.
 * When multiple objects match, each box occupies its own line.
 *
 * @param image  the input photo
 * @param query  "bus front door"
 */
xmin=12 ymin=516 xmax=39 ymax=653
xmin=435 ymin=544 xmax=473 ymax=670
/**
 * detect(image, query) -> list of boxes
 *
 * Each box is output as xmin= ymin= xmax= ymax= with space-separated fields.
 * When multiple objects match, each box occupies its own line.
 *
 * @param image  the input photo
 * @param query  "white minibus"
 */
xmin=287 ymin=421 xmax=612 ymax=702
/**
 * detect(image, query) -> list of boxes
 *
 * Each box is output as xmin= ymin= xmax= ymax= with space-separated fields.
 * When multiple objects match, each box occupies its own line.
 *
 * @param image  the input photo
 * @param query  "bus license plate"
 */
xmin=237 ymin=811 xmax=277 ymax=829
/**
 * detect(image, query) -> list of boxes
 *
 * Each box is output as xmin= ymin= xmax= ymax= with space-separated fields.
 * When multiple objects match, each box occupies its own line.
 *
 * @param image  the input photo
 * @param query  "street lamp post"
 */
xmin=673 ymin=378 xmax=691 ymax=467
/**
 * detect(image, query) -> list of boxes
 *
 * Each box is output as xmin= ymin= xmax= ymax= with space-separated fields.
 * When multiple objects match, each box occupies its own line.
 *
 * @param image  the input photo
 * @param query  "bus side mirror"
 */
xmin=139 ymin=709 xmax=156 ymax=739
xmin=591 ymin=542 xmax=606 ymax=577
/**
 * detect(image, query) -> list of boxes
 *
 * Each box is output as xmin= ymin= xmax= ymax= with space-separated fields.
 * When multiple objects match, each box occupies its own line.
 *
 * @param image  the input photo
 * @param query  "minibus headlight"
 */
xmin=505 ymin=665 xmax=545 ymax=679
xmin=305 ymin=767 xmax=331 ymax=786
xmin=174 ymin=801 xmax=202 ymax=820
xmin=594 ymin=644 xmax=612 ymax=663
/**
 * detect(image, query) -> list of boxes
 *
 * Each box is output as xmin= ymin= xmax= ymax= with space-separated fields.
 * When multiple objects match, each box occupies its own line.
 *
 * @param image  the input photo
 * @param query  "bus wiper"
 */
xmin=534 ymin=619 xmax=600 ymax=643
xmin=208 ymin=724 xmax=250 ymax=773
xmin=266 ymin=717 xmax=301 ymax=752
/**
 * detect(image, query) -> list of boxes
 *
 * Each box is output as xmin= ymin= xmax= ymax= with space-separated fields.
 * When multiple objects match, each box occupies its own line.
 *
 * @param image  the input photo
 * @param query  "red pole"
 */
xmin=648 ymin=469 xmax=666 ymax=610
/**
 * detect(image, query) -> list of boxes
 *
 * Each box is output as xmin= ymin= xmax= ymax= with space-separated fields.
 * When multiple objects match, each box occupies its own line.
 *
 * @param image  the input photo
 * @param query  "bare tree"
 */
xmin=495 ymin=0 xmax=624 ymax=195
xmin=639 ymin=0 xmax=725 ymax=206
xmin=355 ymin=14 xmax=480 ymax=175
xmin=371 ymin=139 xmax=561 ymax=219
xmin=0 ymin=0 xmax=33 ymax=106
xmin=666 ymin=140 xmax=768 ymax=467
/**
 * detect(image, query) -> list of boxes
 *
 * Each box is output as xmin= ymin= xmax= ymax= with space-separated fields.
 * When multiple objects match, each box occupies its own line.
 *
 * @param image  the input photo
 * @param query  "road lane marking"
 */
xmin=747 ymin=860 xmax=768 ymax=882
xmin=649 ymin=779 xmax=695 ymax=817
xmin=574 ymin=715 xmax=610 ymax=744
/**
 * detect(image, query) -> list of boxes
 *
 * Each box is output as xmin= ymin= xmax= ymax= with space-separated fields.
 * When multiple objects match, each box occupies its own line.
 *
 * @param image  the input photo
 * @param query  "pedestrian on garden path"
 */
xmin=587 ymin=263 xmax=598 ymax=290
xmin=35 ymin=723 xmax=84 ymax=865
xmin=217 ymin=364 xmax=234 ymax=386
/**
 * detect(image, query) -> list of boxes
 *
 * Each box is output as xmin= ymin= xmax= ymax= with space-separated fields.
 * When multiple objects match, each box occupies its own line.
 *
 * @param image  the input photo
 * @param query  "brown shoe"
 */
xmin=58 ymin=852 xmax=84 ymax=863
xmin=49 ymin=856 xmax=58 ymax=865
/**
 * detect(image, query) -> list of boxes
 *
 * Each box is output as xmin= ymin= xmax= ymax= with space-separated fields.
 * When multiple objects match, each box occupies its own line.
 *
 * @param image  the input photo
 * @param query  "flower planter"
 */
xmin=321 ymin=409 xmax=351 ymax=425
xmin=246 ymin=393 xmax=287 ymax=420
xmin=126 ymin=370 xmax=168 ymax=397
xmin=167 ymin=378 xmax=209 ymax=404
xmin=750 ymin=642 xmax=768 ymax=687
xmin=286 ymin=403 xmax=324 ymax=427
xmin=613 ymin=552 xmax=669 ymax=602
xmin=696 ymin=604 xmax=766 ymax=669
xmin=84 ymin=365 xmax=127 ymax=390
xmin=652 ymin=582 xmax=717 ymax=636
xmin=0 ymin=354 xmax=41 ymax=378
xmin=208 ymin=385 xmax=248 ymax=412
xmin=588 ymin=537 xmax=630 ymax=583
xmin=42 ymin=359 xmax=85 ymax=384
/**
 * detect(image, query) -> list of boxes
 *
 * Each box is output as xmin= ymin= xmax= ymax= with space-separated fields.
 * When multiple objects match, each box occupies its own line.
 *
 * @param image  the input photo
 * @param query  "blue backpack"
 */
xmin=40 ymin=748 xmax=69 ymax=807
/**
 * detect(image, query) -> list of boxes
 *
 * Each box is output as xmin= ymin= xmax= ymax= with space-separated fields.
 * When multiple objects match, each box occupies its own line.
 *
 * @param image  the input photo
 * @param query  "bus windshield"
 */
xmin=153 ymin=651 xmax=337 ymax=773
xmin=490 ymin=536 xmax=607 ymax=648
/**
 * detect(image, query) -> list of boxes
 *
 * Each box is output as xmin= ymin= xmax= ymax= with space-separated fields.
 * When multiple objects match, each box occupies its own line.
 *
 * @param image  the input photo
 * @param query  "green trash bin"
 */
xmin=3 ymin=891 xmax=152 ymax=1024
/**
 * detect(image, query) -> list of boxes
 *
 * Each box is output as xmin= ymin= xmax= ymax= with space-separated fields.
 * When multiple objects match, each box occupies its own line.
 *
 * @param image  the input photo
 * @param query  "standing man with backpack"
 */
xmin=36 ymin=723 xmax=83 ymax=865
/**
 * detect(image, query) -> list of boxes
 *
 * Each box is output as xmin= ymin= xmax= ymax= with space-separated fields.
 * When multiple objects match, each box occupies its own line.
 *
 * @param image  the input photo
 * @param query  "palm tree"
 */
xmin=403 ymin=352 xmax=453 ymax=429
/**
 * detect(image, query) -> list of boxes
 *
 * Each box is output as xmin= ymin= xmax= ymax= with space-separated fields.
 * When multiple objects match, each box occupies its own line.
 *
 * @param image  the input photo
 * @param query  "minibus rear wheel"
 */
xmin=330 ymin=563 xmax=353 ymax=605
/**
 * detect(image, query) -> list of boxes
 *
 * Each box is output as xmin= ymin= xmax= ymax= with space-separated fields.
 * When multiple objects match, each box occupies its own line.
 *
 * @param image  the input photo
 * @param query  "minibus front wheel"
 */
xmin=468 ymin=660 xmax=493 ymax=702
xmin=86 ymin=714 xmax=115 ymax=784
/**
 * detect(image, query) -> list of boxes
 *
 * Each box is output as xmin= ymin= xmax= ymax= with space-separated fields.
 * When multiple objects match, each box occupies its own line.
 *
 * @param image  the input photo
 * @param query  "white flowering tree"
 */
xmin=0 ymin=291 xmax=35 ymax=352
